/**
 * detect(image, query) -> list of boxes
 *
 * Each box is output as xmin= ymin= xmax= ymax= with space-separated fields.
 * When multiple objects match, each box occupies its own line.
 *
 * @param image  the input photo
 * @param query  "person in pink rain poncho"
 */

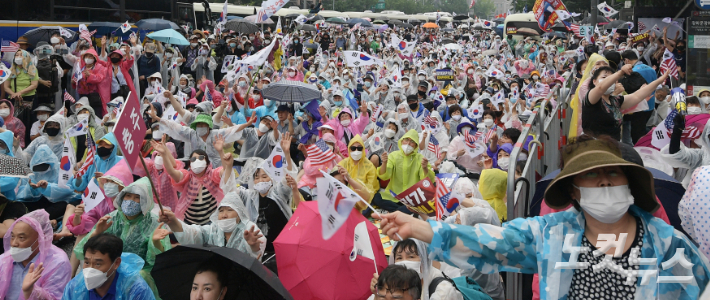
xmin=133 ymin=142 xmax=183 ymax=212
xmin=0 ymin=209 xmax=71 ymax=300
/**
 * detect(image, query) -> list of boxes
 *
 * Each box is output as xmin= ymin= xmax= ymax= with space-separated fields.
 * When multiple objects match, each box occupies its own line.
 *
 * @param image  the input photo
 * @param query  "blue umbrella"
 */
xmin=529 ymin=167 xmax=686 ymax=235
xmin=347 ymin=18 xmax=372 ymax=27
xmin=135 ymin=19 xmax=180 ymax=31
xmin=147 ymin=29 xmax=189 ymax=45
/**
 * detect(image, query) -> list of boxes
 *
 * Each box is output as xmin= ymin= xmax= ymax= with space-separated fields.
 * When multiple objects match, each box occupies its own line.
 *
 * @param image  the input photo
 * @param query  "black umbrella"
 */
xmin=135 ymin=18 xmax=180 ymax=31
xmin=0 ymin=154 xmax=32 ymax=178
xmin=453 ymin=15 xmax=470 ymax=20
xmin=306 ymin=14 xmax=324 ymax=22
xmin=408 ymin=19 xmax=423 ymax=25
xmin=224 ymin=19 xmax=260 ymax=34
xmin=348 ymin=18 xmax=373 ymax=27
xmin=22 ymin=26 xmax=79 ymax=46
xmin=296 ymin=24 xmax=317 ymax=32
xmin=400 ymin=23 xmax=414 ymax=29
xmin=581 ymin=15 xmax=610 ymax=25
xmin=542 ymin=31 xmax=566 ymax=39
xmin=152 ymin=245 xmax=293 ymax=300
xmin=87 ymin=22 xmax=126 ymax=37
xmin=441 ymin=28 xmax=455 ymax=32
xmin=440 ymin=38 xmax=456 ymax=44
xmin=262 ymin=79 xmax=322 ymax=102
xmin=603 ymin=20 xmax=631 ymax=30
xmin=303 ymin=41 xmax=320 ymax=49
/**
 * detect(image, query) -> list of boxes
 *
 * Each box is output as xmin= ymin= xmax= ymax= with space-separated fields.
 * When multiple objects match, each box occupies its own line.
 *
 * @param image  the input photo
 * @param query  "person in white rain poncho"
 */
xmin=159 ymin=111 xmax=252 ymax=168
xmin=159 ymin=192 xmax=266 ymax=259
xmin=395 ymin=101 xmax=421 ymax=134
xmin=16 ymin=113 xmax=66 ymax=164
xmin=191 ymin=43 xmax=218 ymax=82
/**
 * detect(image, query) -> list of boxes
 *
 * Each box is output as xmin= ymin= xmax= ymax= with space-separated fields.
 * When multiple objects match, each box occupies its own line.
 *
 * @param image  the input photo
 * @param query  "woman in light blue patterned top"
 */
xmin=377 ymin=136 xmax=710 ymax=300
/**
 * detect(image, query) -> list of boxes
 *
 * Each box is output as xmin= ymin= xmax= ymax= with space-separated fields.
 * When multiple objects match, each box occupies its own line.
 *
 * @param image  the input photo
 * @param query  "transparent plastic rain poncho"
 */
xmin=0 ymin=131 xmax=20 ymax=200
xmin=0 ymin=210 xmax=71 ymax=300
xmin=175 ymin=192 xmax=266 ymax=259
xmin=17 ymin=113 xmax=66 ymax=164
xmin=387 ymin=239 xmax=459 ymax=300
xmin=16 ymin=144 xmax=80 ymax=203
xmin=452 ymin=205 xmax=505 ymax=300
xmin=62 ymin=253 xmax=155 ymax=300
xmin=233 ymin=157 xmax=294 ymax=223
xmin=74 ymin=177 xmax=170 ymax=299
xmin=67 ymin=133 xmax=124 ymax=192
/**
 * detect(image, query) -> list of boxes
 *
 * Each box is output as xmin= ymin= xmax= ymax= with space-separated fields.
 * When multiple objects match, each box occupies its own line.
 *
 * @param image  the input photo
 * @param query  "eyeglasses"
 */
xmin=349 ymin=146 xmax=364 ymax=151
xmin=189 ymin=155 xmax=205 ymax=162
xmin=376 ymin=286 xmax=409 ymax=299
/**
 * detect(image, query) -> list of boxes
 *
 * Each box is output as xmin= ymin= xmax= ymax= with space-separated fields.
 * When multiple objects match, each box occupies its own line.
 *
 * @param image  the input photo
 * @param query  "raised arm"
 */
xmin=152 ymin=140 xmax=183 ymax=182
xmin=621 ymin=71 xmax=670 ymax=110
xmin=587 ymin=65 xmax=631 ymax=106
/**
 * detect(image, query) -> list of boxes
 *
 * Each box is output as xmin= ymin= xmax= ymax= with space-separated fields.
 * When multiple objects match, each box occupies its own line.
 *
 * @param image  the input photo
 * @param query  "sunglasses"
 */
xmin=190 ymin=155 xmax=205 ymax=162
xmin=349 ymin=146 xmax=364 ymax=151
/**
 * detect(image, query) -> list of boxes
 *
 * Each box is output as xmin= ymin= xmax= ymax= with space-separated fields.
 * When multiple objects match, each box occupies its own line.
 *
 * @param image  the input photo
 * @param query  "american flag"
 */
xmin=484 ymin=124 xmax=497 ymax=144
xmin=63 ymin=90 xmax=75 ymax=103
xmin=306 ymin=139 xmax=337 ymax=164
xmin=427 ymin=134 xmax=441 ymax=159
xmin=638 ymin=21 xmax=647 ymax=31
xmin=423 ymin=115 xmax=438 ymax=129
xmin=434 ymin=177 xmax=460 ymax=220
xmin=79 ymin=28 xmax=97 ymax=45
xmin=462 ymin=129 xmax=482 ymax=148
xmin=569 ymin=24 xmax=581 ymax=38
xmin=1 ymin=40 xmax=19 ymax=53
xmin=74 ymin=134 xmax=96 ymax=179
xmin=660 ymin=49 xmax=679 ymax=79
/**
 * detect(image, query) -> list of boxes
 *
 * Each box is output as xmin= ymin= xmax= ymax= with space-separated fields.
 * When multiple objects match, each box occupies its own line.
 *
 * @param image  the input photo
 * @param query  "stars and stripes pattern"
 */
xmin=1 ymin=40 xmax=19 ymax=53
xmin=434 ymin=177 xmax=460 ymax=220
xmin=306 ymin=139 xmax=337 ymax=165
xmin=423 ymin=115 xmax=438 ymax=129
xmin=79 ymin=28 xmax=97 ymax=45
xmin=484 ymin=124 xmax=497 ymax=144
xmin=63 ymin=90 xmax=76 ymax=103
xmin=569 ymin=24 xmax=582 ymax=38
xmin=660 ymin=49 xmax=679 ymax=79
xmin=462 ymin=130 xmax=482 ymax=148
xmin=74 ymin=133 xmax=96 ymax=179
xmin=638 ymin=21 xmax=647 ymax=31
xmin=427 ymin=134 xmax=441 ymax=159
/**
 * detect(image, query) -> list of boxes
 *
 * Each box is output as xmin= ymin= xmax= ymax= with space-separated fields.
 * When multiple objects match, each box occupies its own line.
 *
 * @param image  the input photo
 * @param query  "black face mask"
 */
xmin=677 ymin=45 xmax=685 ymax=51
xmin=110 ymin=56 xmax=121 ymax=64
xmin=97 ymin=146 xmax=113 ymax=158
xmin=145 ymin=53 xmax=154 ymax=58
xmin=409 ymin=102 xmax=418 ymax=110
xmin=32 ymin=163 xmax=50 ymax=172
xmin=45 ymin=127 xmax=60 ymax=137
xmin=417 ymin=91 xmax=426 ymax=97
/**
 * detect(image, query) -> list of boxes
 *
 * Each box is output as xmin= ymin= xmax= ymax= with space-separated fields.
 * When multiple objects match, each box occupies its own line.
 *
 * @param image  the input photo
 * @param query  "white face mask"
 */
xmin=37 ymin=114 xmax=48 ymax=121
xmin=467 ymin=70 xmax=474 ymax=74
xmin=604 ymin=82 xmax=616 ymax=95
xmin=191 ymin=42 xmax=198 ymax=47
xmin=83 ymin=259 xmax=117 ymax=291
xmin=395 ymin=260 xmax=422 ymax=278
xmin=217 ymin=218 xmax=238 ymax=232
xmin=165 ymin=53 xmax=173 ymax=58
xmin=289 ymin=71 xmax=296 ymax=77
xmin=340 ymin=119 xmax=351 ymax=127
xmin=0 ymin=108 xmax=10 ymax=118
xmin=418 ymin=75 xmax=425 ymax=81
xmin=452 ymin=114 xmax=462 ymax=121
xmin=384 ymin=129 xmax=396 ymax=138
xmin=350 ymin=150 xmax=363 ymax=161
xmin=10 ymin=239 xmax=37 ymax=262
xmin=196 ymin=127 xmax=209 ymax=137
xmin=518 ymin=153 xmax=528 ymax=161
xmin=152 ymin=130 xmax=162 ymax=140
xmin=532 ymin=75 xmax=539 ymax=80
xmin=258 ymin=123 xmax=269 ymax=133
xmin=77 ymin=113 xmax=90 ymax=121
xmin=84 ymin=57 xmax=95 ymax=65
xmin=576 ymin=184 xmax=634 ymax=224
xmin=254 ymin=180 xmax=273 ymax=194
xmin=401 ymin=144 xmax=414 ymax=155
xmin=191 ymin=159 xmax=207 ymax=174
xmin=154 ymin=156 xmax=164 ymax=170
xmin=14 ymin=57 xmax=24 ymax=66
xmin=688 ymin=107 xmax=702 ymax=115
xmin=263 ymin=99 xmax=271 ymax=106
xmin=700 ymin=96 xmax=710 ymax=104
xmin=103 ymin=182 xmax=120 ymax=198
xmin=498 ymin=157 xmax=510 ymax=170
xmin=483 ymin=119 xmax=494 ymax=127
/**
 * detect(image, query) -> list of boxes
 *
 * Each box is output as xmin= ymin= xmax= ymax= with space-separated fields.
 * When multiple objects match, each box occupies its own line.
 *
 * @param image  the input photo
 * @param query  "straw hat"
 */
xmin=543 ymin=139 xmax=658 ymax=213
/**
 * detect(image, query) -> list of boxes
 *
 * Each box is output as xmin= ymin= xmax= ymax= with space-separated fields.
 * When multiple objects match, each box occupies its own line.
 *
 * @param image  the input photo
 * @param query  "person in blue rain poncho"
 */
xmin=16 ymin=145 xmax=80 ymax=203
xmin=67 ymin=133 xmax=124 ymax=193
xmin=0 ymin=130 xmax=20 ymax=200
xmin=244 ymin=89 xmax=277 ymax=125
xmin=16 ymin=113 xmax=66 ymax=164
xmin=62 ymin=233 xmax=155 ymax=300
xmin=376 ymin=136 xmax=710 ymax=300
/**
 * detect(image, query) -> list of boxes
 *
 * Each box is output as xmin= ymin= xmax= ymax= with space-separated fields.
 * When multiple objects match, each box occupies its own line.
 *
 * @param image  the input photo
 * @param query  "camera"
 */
xmin=55 ymin=48 xmax=68 ymax=55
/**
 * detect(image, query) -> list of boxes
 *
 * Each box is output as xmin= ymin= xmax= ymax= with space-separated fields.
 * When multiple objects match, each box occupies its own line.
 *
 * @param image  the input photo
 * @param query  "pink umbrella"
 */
xmin=635 ymin=113 xmax=710 ymax=150
xmin=274 ymin=202 xmax=388 ymax=300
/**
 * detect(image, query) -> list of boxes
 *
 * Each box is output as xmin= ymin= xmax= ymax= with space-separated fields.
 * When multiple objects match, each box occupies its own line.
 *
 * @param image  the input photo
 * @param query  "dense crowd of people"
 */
xmin=0 ymin=15 xmax=707 ymax=300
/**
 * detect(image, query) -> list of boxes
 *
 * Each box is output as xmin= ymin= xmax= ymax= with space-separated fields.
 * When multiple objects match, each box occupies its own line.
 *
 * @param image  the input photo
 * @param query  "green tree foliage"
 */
xmin=472 ymin=0 xmax=495 ymax=18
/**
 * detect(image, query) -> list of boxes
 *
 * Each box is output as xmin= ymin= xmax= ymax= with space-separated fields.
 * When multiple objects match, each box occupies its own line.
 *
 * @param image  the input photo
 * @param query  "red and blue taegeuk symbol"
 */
xmin=398 ymin=41 xmax=407 ymax=50
xmin=359 ymin=54 xmax=371 ymax=61
xmin=272 ymin=155 xmax=283 ymax=168
xmin=60 ymin=156 xmax=71 ymax=171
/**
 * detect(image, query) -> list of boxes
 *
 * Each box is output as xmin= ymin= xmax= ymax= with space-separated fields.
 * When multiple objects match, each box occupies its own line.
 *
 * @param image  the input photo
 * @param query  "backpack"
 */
xmin=619 ymin=72 xmax=647 ymax=94
xmin=429 ymin=274 xmax=493 ymax=300
xmin=35 ymin=59 xmax=58 ymax=95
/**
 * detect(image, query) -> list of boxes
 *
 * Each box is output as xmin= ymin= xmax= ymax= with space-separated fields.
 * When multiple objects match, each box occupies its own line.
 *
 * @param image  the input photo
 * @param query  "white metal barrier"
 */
xmin=504 ymin=73 xmax=574 ymax=300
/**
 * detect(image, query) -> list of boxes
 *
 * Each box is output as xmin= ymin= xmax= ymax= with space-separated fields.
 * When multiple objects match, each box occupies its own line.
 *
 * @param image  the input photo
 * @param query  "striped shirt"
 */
xmin=184 ymin=187 xmax=217 ymax=225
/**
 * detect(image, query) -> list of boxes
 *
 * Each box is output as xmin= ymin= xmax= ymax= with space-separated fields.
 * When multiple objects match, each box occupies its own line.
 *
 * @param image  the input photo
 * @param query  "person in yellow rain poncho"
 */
xmin=569 ymin=54 xmax=609 ymax=138
xmin=376 ymin=129 xmax=436 ymax=213
xmin=338 ymin=134 xmax=379 ymax=211
xmin=478 ymin=168 xmax=508 ymax=223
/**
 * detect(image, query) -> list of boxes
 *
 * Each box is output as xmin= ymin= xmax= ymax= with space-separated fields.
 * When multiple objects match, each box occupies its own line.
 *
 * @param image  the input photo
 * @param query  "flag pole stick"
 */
xmin=243 ymin=64 xmax=264 ymax=119
xmin=139 ymin=155 xmax=164 ymax=213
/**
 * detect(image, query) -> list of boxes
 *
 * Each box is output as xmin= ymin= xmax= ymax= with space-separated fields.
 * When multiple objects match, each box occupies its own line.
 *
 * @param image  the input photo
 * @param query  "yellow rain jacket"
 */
xmin=569 ymin=54 xmax=609 ymax=139
xmin=479 ymin=168 xmax=508 ymax=223
xmin=338 ymin=135 xmax=379 ymax=200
